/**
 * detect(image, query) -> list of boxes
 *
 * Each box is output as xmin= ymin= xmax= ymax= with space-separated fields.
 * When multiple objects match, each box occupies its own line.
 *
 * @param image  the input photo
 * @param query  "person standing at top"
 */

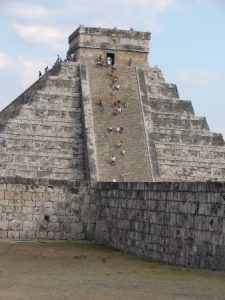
xmin=107 ymin=56 xmax=112 ymax=66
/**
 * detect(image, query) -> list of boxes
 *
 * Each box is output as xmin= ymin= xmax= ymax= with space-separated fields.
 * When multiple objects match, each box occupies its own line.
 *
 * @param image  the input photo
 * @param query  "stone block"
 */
xmin=25 ymin=201 xmax=34 ymax=207
xmin=0 ymin=230 xmax=8 ymax=238
xmin=4 ymin=191 xmax=17 ymax=200
xmin=77 ymin=232 xmax=85 ymax=240
xmin=8 ymin=231 xmax=15 ymax=239
xmin=22 ymin=207 xmax=33 ymax=214
xmin=33 ymin=207 xmax=41 ymax=214
xmin=20 ymin=192 xmax=32 ymax=201
xmin=31 ymin=193 xmax=44 ymax=202
xmin=42 ymin=192 xmax=50 ymax=201
xmin=38 ymin=232 xmax=48 ymax=239
xmin=9 ymin=220 xmax=22 ymax=231
xmin=54 ymin=232 xmax=63 ymax=239
xmin=26 ymin=214 xmax=33 ymax=221
xmin=48 ymin=222 xmax=60 ymax=232
xmin=222 ymin=220 xmax=225 ymax=234
xmin=26 ymin=231 xmax=36 ymax=239
xmin=71 ymin=201 xmax=80 ymax=210
xmin=71 ymin=222 xmax=83 ymax=233
xmin=0 ymin=190 xmax=4 ymax=200
xmin=0 ymin=221 xmax=9 ymax=230
xmin=39 ymin=222 xmax=48 ymax=231
xmin=84 ymin=194 xmax=91 ymax=204
xmin=2 ymin=206 xmax=14 ymax=213
xmin=14 ymin=231 xmax=20 ymax=239
xmin=32 ymin=214 xmax=42 ymax=222
xmin=61 ymin=222 xmax=70 ymax=233
xmin=6 ymin=213 xmax=13 ymax=221
xmin=47 ymin=232 xmax=55 ymax=239
xmin=23 ymin=221 xmax=34 ymax=231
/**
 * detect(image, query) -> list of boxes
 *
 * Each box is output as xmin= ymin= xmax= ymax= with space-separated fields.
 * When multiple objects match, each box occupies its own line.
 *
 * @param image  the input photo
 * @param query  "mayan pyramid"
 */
xmin=0 ymin=25 xmax=225 ymax=182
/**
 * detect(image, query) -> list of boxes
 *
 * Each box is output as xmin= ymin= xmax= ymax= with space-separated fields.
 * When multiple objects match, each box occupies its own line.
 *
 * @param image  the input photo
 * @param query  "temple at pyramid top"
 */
xmin=67 ymin=25 xmax=151 ymax=66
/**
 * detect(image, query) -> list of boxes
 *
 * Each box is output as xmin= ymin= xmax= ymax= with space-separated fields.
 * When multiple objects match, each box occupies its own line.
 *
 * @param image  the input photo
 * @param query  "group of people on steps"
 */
xmin=96 ymin=54 xmax=133 ymax=179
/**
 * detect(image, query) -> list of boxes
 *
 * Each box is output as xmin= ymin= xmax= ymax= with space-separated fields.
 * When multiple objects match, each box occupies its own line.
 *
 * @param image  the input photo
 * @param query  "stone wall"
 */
xmin=0 ymin=177 xmax=96 ymax=240
xmin=1 ymin=177 xmax=225 ymax=271
xmin=95 ymin=182 xmax=225 ymax=270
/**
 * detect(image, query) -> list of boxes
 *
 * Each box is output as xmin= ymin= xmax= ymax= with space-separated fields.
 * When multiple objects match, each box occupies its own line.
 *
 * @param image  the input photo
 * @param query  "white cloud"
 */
xmin=118 ymin=0 xmax=176 ymax=11
xmin=1 ymin=2 xmax=48 ymax=20
xmin=13 ymin=24 xmax=67 ymax=51
xmin=0 ymin=52 xmax=13 ymax=71
xmin=176 ymin=69 xmax=219 ymax=87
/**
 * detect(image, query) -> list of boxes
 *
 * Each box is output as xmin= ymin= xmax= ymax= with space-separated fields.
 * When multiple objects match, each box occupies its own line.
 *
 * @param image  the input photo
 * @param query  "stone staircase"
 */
xmin=143 ymin=67 xmax=225 ymax=181
xmin=87 ymin=64 xmax=151 ymax=181
xmin=0 ymin=62 xmax=86 ymax=180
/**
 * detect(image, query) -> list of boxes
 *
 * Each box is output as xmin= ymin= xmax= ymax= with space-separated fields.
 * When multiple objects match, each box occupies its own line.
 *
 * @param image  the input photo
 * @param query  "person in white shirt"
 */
xmin=107 ymin=56 xmax=112 ymax=65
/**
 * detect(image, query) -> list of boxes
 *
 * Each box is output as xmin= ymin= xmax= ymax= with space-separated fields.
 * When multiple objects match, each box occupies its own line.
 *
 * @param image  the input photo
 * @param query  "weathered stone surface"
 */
xmin=0 ymin=62 xmax=86 ymax=181
xmin=0 ymin=177 xmax=95 ymax=241
xmin=95 ymin=182 xmax=225 ymax=270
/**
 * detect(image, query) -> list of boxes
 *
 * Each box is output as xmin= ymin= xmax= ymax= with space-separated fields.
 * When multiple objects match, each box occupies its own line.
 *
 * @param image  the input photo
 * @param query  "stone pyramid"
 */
xmin=0 ymin=25 xmax=225 ymax=182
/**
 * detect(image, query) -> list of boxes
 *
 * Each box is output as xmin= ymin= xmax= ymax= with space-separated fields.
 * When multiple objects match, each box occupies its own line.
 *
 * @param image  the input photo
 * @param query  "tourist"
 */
xmin=110 ymin=155 xmax=116 ymax=165
xmin=44 ymin=66 xmax=49 ymax=73
xmin=120 ymin=174 xmax=125 ymax=181
xmin=128 ymin=57 xmax=132 ymax=66
xmin=115 ymin=127 xmax=123 ymax=134
xmin=117 ymin=141 xmax=123 ymax=148
xmin=123 ymin=99 xmax=129 ymax=108
xmin=112 ymin=75 xmax=118 ymax=83
xmin=108 ymin=66 xmax=114 ymax=77
xmin=107 ymin=56 xmax=112 ymax=66
xmin=112 ymin=64 xmax=117 ymax=71
xmin=121 ymin=149 xmax=126 ymax=155
xmin=39 ymin=71 xmax=42 ymax=78
xmin=115 ymin=83 xmax=120 ymax=90
xmin=112 ymin=102 xmax=118 ymax=110
xmin=99 ymin=100 xmax=104 ymax=112
xmin=97 ymin=54 xmax=103 ymax=67
xmin=71 ymin=53 xmax=75 ymax=61
xmin=107 ymin=127 xmax=113 ymax=134
xmin=57 ymin=54 xmax=62 ymax=63
xmin=112 ymin=110 xmax=118 ymax=117
xmin=117 ymin=106 xmax=122 ymax=113
xmin=111 ymin=89 xmax=116 ymax=97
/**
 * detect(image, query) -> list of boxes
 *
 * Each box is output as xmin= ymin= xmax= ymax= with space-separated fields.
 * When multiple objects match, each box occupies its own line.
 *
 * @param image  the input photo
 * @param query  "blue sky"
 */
xmin=0 ymin=0 xmax=225 ymax=136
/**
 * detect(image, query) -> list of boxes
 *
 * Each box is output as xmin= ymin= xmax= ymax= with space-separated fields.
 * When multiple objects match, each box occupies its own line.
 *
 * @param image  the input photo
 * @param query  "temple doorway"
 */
xmin=106 ymin=53 xmax=115 ymax=65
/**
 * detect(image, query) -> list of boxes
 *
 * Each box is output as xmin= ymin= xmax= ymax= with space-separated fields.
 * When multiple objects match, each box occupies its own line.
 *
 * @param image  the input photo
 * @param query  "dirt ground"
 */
xmin=0 ymin=241 xmax=224 ymax=300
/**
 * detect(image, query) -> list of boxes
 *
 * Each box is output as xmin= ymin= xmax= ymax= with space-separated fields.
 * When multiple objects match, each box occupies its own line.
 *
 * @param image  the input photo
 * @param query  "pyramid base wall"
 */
xmin=0 ymin=177 xmax=225 ymax=271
